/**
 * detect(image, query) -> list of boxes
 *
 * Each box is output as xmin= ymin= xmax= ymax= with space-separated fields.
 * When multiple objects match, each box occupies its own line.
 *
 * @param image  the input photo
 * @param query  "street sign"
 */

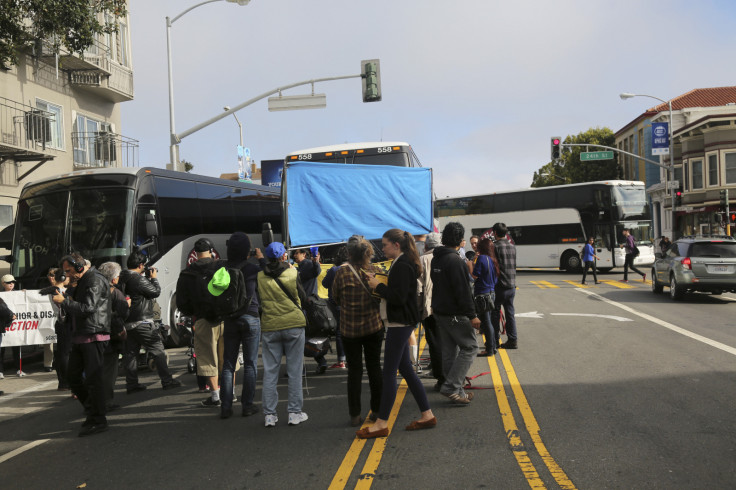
xmin=580 ymin=151 xmax=614 ymax=161
xmin=667 ymin=180 xmax=680 ymax=190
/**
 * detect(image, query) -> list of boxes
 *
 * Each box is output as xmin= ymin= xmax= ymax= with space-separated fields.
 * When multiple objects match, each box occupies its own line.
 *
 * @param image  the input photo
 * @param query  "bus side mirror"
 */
xmin=262 ymin=222 xmax=273 ymax=247
xmin=0 ymin=224 xmax=14 ymax=250
xmin=145 ymin=214 xmax=158 ymax=238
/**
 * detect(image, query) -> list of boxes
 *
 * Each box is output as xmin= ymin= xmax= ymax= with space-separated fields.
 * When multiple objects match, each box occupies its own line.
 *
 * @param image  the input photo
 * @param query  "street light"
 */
xmin=223 ymin=106 xmax=243 ymax=147
xmin=619 ymin=92 xmax=676 ymax=238
xmin=540 ymin=172 xmax=567 ymax=183
xmin=167 ymin=0 xmax=251 ymax=171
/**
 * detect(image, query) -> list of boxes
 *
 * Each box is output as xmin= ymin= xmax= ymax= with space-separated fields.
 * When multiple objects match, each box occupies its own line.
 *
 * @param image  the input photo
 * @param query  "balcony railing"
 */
xmin=0 ymin=96 xmax=56 ymax=160
xmin=36 ymin=38 xmax=134 ymax=102
xmin=72 ymin=131 xmax=139 ymax=169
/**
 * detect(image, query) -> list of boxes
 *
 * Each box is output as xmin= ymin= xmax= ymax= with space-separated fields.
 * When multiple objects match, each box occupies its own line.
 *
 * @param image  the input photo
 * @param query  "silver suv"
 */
xmin=651 ymin=235 xmax=736 ymax=300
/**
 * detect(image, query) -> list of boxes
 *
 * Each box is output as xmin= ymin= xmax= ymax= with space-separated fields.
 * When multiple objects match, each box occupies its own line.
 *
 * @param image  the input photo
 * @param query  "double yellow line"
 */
xmin=329 ymin=333 xmax=577 ymax=489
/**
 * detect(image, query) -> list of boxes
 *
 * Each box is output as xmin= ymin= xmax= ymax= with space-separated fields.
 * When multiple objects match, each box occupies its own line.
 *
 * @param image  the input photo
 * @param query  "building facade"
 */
xmin=0 ymin=3 xmax=136 ymax=232
xmin=615 ymin=87 xmax=736 ymax=240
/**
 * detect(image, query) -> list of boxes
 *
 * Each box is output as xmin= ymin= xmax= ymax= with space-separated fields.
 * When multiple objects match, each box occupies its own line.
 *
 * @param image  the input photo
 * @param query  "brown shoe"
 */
xmin=355 ymin=426 xmax=389 ymax=439
xmin=405 ymin=416 xmax=437 ymax=431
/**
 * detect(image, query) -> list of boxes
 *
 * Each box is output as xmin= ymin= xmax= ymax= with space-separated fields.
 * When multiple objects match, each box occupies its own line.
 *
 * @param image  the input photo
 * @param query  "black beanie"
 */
xmin=227 ymin=232 xmax=251 ymax=263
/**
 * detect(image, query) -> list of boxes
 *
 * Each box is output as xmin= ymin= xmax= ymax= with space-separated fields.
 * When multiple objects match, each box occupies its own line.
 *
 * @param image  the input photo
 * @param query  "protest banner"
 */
xmin=0 ymin=290 xmax=57 ymax=347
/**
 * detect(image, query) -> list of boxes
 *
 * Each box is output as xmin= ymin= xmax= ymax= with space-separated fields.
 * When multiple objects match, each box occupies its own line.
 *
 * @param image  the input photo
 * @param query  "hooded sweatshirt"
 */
xmin=430 ymin=246 xmax=476 ymax=319
xmin=225 ymin=232 xmax=262 ymax=317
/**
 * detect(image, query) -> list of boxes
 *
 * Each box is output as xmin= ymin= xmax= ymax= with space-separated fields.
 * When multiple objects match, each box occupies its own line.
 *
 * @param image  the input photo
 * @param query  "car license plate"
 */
xmin=708 ymin=265 xmax=733 ymax=273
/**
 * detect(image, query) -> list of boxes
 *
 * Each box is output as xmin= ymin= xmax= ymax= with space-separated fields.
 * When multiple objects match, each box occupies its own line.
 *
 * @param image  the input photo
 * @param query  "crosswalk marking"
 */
xmin=598 ymin=279 xmax=635 ymax=289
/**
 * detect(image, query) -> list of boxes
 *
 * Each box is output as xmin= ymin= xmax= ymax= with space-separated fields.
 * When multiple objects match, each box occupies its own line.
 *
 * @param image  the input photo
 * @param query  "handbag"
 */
xmin=474 ymin=291 xmax=495 ymax=314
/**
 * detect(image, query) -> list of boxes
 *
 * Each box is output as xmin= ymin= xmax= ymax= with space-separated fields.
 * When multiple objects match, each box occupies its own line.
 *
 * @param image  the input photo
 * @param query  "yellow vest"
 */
xmin=257 ymin=267 xmax=306 ymax=332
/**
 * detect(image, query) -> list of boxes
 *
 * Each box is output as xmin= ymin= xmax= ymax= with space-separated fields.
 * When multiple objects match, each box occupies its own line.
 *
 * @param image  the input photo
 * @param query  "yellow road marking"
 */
xmin=498 ymin=350 xmax=577 ymax=489
xmin=563 ymin=280 xmax=588 ymax=288
xmin=599 ymin=279 xmax=635 ymax=289
xmin=530 ymin=281 xmax=547 ymax=289
xmin=539 ymin=281 xmax=559 ymax=289
xmin=329 ymin=328 xmax=425 ymax=490
xmin=488 ymin=356 xmax=546 ymax=488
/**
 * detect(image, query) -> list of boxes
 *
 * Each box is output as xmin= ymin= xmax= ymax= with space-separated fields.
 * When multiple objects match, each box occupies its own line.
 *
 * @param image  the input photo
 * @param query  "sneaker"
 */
xmin=162 ymin=379 xmax=182 ymax=390
xmin=329 ymin=362 xmax=347 ymax=369
xmin=315 ymin=365 xmax=327 ymax=375
xmin=499 ymin=339 xmax=518 ymax=349
xmin=79 ymin=423 xmax=108 ymax=437
xmin=619 ymin=279 xmax=629 ymax=283
xmin=43 ymin=367 xmax=53 ymax=372
xmin=126 ymin=385 xmax=147 ymax=395
xmin=264 ymin=414 xmax=278 ymax=427
xmin=0 ymin=372 xmax=5 ymax=379
xmin=642 ymin=273 xmax=647 ymax=283
xmin=445 ymin=391 xmax=474 ymax=405
xmin=201 ymin=397 xmax=220 ymax=408
xmin=288 ymin=412 xmax=308 ymax=425
xmin=16 ymin=370 xmax=26 ymax=377
xmin=242 ymin=405 xmax=259 ymax=417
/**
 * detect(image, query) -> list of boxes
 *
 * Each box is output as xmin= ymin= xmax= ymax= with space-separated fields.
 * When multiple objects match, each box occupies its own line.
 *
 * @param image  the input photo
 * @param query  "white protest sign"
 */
xmin=1 ymin=290 xmax=57 ymax=346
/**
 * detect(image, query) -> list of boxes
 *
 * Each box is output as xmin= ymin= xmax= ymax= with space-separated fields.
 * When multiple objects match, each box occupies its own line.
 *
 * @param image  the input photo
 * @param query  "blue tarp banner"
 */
xmin=285 ymin=162 xmax=433 ymax=247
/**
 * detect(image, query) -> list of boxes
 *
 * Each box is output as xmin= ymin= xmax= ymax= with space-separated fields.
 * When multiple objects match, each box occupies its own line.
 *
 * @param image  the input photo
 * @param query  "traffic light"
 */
xmin=675 ymin=190 xmax=682 ymax=207
xmin=731 ymin=212 xmax=736 ymax=224
xmin=361 ymin=59 xmax=382 ymax=103
xmin=551 ymin=137 xmax=561 ymax=160
xmin=720 ymin=189 xmax=729 ymax=211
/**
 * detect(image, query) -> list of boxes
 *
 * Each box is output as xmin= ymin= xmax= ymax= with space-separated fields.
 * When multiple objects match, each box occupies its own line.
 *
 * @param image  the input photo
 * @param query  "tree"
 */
xmin=531 ymin=127 xmax=620 ymax=187
xmin=181 ymin=159 xmax=194 ymax=173
xmin=0 ymin=0 xmax=127 ymax=70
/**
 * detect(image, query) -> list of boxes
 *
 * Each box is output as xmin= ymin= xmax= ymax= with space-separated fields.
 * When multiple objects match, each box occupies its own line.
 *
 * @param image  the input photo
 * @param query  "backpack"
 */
xmin=304 ymin=294 xmax=338 ymax=337
xmin=181 ymin=260 xmax=250 ymax=321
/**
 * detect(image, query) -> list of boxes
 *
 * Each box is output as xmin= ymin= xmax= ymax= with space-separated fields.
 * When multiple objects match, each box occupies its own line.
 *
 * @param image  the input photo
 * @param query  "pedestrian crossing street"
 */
xmin=528 ymin=278 xmax=650 ymax=289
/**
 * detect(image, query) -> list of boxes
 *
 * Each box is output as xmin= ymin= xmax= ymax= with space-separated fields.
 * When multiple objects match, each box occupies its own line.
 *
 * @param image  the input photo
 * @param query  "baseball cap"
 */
xmin=207 ymin=268 xmax=230 ymax=297
xmin=1 ymin=274 xmax=15 ymax=284
xmin=265 ymin=242 xmax=286 ymax=259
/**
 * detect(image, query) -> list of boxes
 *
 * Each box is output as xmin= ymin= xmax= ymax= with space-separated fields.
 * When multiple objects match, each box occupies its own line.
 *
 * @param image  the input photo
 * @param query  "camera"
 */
xmin=144 ymin=266 xmax=158 ymax=277
xmin=249 ymin=250 xmax=258 ymax=257
xmin=54 ymin=268 xmax=66 ymax=283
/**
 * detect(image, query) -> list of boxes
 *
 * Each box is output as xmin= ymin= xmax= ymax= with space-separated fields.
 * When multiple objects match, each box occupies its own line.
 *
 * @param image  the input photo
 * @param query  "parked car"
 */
xmin=651 ymin=235 xmax=736 ymax=300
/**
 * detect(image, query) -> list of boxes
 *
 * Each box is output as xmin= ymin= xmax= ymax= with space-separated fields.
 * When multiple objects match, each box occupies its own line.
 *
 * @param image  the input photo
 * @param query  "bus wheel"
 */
xmin=168 ymin=296 xmax=189 ymax=348
xmin=561 ymin=251 xmax=582 ymax=272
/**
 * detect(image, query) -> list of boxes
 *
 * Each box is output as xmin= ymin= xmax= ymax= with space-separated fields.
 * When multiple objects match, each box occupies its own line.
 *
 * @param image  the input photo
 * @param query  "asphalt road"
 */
xmin=2 ymin=269 xmax=735 ymax=489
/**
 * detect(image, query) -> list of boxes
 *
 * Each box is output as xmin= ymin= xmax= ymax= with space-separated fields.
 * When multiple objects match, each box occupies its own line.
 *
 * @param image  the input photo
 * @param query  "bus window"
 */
xmin=69 ymin=188 xmax=133 ymax=264
xmin=154 ymin=177 xmax=202 ymax=251
xmin=13 ymin=192 xmax=68 ymax=287
xmin=197 ymin=182 xmax=235 ymax=234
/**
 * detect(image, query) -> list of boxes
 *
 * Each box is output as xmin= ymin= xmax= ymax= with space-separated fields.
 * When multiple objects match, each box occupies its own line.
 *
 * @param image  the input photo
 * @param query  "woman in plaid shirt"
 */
xmin=333 ymin=237 xmax=384 ymax=427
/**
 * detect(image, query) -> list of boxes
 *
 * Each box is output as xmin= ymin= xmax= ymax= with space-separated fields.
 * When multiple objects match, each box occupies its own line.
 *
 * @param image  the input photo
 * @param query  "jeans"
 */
xmin=342 ymin=329 xmax=383 ymax=417
xmin=623 ymin=253 xmax=645 ymax=280
xmin=434 ymin=314 xmax=478 ymax=396
xmin=422 ymin=315 xmax=444 ymax=384
xmin=221 ymin=314 xmax=261 ymax=412
xmin=582 ymin=260 xmax=598 ymax=283
xmin=378 ymin=325 xmax=430 ymax=421
xmin=491 ymin=286 xmax=517 ymax=342
xmin=124 ymin=322 xmax=173 ymax=388
xmin=261 ymin=327 xmax=305 ymax=415
xmin=68 ymin=341 xmax=108 ymax=425
xmin=478 ymin=309 xmax=495 ymax=352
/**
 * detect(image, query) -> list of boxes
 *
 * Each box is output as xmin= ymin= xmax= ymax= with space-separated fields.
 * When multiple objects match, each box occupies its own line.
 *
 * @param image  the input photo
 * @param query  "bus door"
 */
xmin=595 ymin=224 xmax=616 ymax=266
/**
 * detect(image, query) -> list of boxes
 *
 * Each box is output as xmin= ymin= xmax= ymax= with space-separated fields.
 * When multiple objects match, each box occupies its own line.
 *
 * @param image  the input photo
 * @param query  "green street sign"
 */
xmin=581 ymin=151 xmax=614 ymax=161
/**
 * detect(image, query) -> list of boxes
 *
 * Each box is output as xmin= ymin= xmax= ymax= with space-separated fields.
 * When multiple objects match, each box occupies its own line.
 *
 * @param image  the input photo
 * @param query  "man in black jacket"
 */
xmin=53 ymin=253 xmax=112 ymax=436
xmin=119 ymin=251 xmax=181 ymax=393
xmin=430 ymin=222 xmax=480 ymax=405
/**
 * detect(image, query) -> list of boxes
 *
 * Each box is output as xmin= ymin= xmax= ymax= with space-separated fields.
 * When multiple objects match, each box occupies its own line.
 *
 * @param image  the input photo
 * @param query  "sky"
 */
xmin=123 ymin=0 xmax=736 ymax=198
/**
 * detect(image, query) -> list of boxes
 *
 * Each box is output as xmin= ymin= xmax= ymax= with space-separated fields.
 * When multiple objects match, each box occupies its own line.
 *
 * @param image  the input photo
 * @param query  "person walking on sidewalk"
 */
xmin=620 ymin=229 xmax=646 ymax=283
xmin=581 ymin=236 xmax=601 ymax=285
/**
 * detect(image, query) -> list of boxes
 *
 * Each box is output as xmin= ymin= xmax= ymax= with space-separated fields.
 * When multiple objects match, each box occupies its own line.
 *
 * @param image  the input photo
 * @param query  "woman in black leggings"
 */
xmin=357 ymin=228 xmax=436 ymax=438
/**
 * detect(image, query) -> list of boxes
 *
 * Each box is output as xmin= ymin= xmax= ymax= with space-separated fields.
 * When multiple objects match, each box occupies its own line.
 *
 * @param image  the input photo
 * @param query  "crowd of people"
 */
xmin=0 ymin=221 xmax=519 ymax=437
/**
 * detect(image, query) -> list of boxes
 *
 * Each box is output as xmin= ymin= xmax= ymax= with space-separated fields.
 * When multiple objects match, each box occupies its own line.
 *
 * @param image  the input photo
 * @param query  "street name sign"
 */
xmin=580 ymin=151 xmax=614 ymax=161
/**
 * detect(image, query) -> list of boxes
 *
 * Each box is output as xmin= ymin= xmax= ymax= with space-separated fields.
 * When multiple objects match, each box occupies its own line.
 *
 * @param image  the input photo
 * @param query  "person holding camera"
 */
xmin=40 ymin=268 xmax=71 ymax=389
xmin=118 ymin=251 xmax=181 ymax=393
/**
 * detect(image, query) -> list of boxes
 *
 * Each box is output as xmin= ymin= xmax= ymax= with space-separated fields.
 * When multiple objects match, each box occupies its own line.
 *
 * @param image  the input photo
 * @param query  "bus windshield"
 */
xmin=13 ymin=188 xmax=133 ymax=287
xmin=612 ymin=186 xmax=649 ymax=219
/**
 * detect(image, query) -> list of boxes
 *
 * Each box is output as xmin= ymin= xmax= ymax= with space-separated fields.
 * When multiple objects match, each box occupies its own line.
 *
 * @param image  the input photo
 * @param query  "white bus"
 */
xmin=285 ymin=141 xmax=421 ymax=167
xmin=435 ymin=180 xmax=655 ymax=271
xmin=0 ymin=167 xmax=281 ymax=343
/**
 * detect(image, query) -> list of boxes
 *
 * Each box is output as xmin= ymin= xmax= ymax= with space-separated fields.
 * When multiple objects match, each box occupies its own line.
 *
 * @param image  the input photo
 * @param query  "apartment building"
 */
xmin=0 ymin=3 xmax=137 ymax=232
xmin=615 ymin=87 xmax=736 ymax=238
